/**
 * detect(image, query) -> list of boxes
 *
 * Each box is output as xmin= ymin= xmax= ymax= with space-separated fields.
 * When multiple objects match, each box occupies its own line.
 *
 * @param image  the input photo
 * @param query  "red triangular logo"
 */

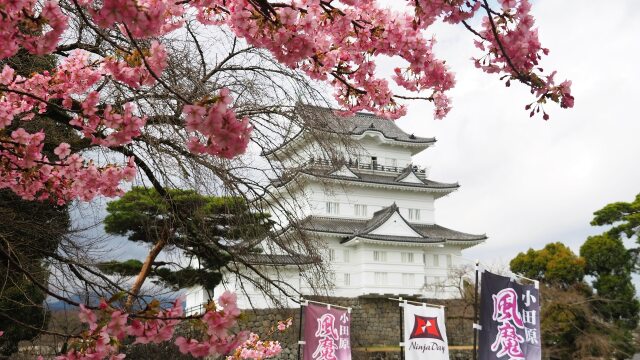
xmin=409 ymin=315 xmax=443 ymax=341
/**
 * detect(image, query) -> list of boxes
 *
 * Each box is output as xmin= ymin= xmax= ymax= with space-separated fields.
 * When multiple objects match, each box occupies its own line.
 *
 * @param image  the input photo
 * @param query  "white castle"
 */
xmin=186 ymin=107 xmax=486 ymax=310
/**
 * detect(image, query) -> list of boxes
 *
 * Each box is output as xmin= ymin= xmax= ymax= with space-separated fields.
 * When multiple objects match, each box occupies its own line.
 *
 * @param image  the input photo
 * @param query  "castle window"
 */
xmin=386 ymin=158 xmax=398 ymax=167
xmin=354 ymin=204 xmax=368 ymax=217
xmin=344 ymin=273 xmax=351 ymax=286
xmin=374 ymin=272 xmax=387 ymax=285
xmin=401 ymin=252 xmax=414 ymax=263
xmin=408 ymin=208 xmax=421 ymax=221
xmin=326 ymin=202 xmax=340 ymax=215
xmin=447 ymin=254 xmax=453 ymax=268
xmin=373 ymin=251 xmax=387 ymax=262
xmin=328 ymin=248 xmax=336 ymax=261
xmin=253 ymin=278 xmax=271 ymax=292
xmin=343 ymin=249 xmax=350 ymax=263
xmin=402 ymin=273 xmax=415 ymax=287
xmin=433 ymin=254 xmax=440 ymax=267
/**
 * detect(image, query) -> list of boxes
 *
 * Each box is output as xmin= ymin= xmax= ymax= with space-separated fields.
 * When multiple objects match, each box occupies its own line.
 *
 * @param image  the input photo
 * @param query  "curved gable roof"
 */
xmin=295 ymin=204 xmax=486 ymax=245
xmin=273 ymin=166 xmax=459 ymax=191
xmin=262 ymin=105 xmax=435 ymax=156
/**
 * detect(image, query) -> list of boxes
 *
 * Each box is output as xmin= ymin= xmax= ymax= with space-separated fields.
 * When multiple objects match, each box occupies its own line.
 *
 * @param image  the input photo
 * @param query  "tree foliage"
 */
xmin=591 ymin=193 xmax=640 ymax=241
xmin=580 ymin=235 xmax=639 ymax=329
xmin=539 ymin=285 xmax=635 ymax=359
xmin=0 ymin=276 xmax=49 ymax=356
xmin=101 ymin=187 xmax=271 ymax=292
xmin=0 ymin=0 xmax=577 ymax=357
xmin=0 ymin=189 xmax=70 ymax=356
xmin=510 ymin=242 xmax=585 ymax=287
xmin=0 ymin=52 xmax=73 ymax=357
xmin=583 ymin=194 xmax=640 ymax=330
xmin=0 ymin=0 xmax=575 ymax=205
xmin=510 ymin=239 xmax=638 ymax=359
xmin=591 ymin=193 xmax=640 ymax=270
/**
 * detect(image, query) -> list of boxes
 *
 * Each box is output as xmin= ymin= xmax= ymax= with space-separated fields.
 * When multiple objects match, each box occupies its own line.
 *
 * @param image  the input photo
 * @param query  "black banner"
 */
xmin=478 ymin=271 xmax=541 ymax=360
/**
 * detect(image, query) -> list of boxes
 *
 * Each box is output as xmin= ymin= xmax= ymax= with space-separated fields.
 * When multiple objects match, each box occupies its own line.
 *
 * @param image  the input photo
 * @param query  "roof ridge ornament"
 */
xmin=394 ymin=165 xmax=415 ymax=182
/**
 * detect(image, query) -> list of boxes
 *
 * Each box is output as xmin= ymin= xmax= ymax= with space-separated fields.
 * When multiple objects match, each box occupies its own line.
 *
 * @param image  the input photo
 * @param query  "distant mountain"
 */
xmin=46 ymin=294 xmax=181 ymax=311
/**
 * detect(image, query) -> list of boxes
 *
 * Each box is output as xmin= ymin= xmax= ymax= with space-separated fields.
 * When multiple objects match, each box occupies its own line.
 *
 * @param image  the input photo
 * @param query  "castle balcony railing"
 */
xmin=306 ymin=157 xmax=428 ymax=179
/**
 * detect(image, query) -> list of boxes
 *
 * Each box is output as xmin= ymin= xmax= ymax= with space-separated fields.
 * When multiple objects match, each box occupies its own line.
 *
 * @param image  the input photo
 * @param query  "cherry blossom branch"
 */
xmin=481 ymin=0 xmax=525 ymax=80
xmin=0 ymin=311 xmax=80 ymax=338
xmin=461 ymin=19 xmax=487 ymax=41
xmin=0 ymin=236 xmax=99 ymax=310
xmin=122 ymin=25 xmax=191 ymax=104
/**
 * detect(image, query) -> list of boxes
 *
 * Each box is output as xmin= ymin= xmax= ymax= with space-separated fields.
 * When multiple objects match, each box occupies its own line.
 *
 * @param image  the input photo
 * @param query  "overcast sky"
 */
xmin=389 ymin=0 xmax=640 ymax=266
xmin=80 ymin=1 xmax=640 ymax=279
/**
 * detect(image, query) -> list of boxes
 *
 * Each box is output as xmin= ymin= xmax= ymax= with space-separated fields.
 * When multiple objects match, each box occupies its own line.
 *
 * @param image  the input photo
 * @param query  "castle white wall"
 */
xmin=353 ymin=136 xmax=415 ymax=167
xmin=303 ymin=182 xmax=437 ymax=224
xmin=324 ymin=237 xmax=464 ymax=300
xmin=182 ymin=124 xmax=481 ymax=311
xmin=183 ymin=236 xmax=466 ymax=311
xmin=266 ymin=180 xmax=439 ymax=227
xmin=369 ymin=212 xmax=423 ymax=237
xmin=273 ymin=132 xmax=426 ymax=169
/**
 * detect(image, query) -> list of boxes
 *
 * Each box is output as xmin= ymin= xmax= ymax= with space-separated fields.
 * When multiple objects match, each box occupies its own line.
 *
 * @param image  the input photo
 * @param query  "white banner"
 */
xmin=402 ymin=303 xmax=449 ymax=360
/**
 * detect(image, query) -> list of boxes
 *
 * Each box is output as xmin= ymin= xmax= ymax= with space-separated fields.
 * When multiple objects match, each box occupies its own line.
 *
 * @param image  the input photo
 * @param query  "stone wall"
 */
xmin=238 ymin=296 xmax=476 ymax=360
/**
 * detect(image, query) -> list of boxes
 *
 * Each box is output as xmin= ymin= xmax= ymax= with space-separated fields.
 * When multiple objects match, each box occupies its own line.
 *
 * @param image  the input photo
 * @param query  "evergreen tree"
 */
xmin=99 ymin=187 xmax=271 ymax=296
xmin=580 ymin=234 xmax=639 ymax=329
xmin=510 ymin=242 xmax=585 ymax=287
xmin=510 ymin=239 xmax=637 ymax=359
xmin=0 ymin=190 xmax=71 ymax=356
xmin=0 ymin=51 xmax=75 ymax=356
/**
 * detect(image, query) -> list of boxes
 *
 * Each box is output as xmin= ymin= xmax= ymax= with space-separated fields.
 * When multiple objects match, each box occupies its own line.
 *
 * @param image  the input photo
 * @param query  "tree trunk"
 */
xmin=124 ymin=238 xmax=167 ymax=311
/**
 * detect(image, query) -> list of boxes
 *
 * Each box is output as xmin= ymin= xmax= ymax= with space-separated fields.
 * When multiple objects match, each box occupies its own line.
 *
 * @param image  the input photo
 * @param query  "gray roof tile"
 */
xmin=272 ymin=166 xmax=458 ymax=190
xmin=298 ymin=210 xmax=486 ymax=243
xmin=238 ymin=253 xmax=320 ymax=266
xmin=299 ymin=105 xmax=435 ymax=143
xmin=263 ymin=105 xmax=435 ymax=155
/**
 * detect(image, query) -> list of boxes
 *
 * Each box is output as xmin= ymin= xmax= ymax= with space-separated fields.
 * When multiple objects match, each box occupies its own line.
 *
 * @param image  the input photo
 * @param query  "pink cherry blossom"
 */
xmin=102 ymin=41 xmax=167 ymax=88
xmin=183 ymin=90 xmax=252 ymax=159
xmin=0 ymin=0 xmax=572 ymax=204
xmin=54 ymin=143 xmax=71 ymax=159
xmin=48 ymin=292 xmax=285 ymax=360
xmin=277 ymin=318 xmax=293 ymax=331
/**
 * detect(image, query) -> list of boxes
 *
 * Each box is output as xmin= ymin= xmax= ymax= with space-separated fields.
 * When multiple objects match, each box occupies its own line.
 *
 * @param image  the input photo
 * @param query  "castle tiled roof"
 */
xmin=272 ymin=165 xmax=458 ymax=191
xmin=238 ymin=253 xmax=320 ymax=266
xmin=333 ymin=111 xmax=435 ymax=144
xmin=296 ymin=204 xmax=486 ymax=245
xmin=314 ymin=167 xmax=457 ymax=189
xmin=263 ymin=105 xmax=435 ymax=156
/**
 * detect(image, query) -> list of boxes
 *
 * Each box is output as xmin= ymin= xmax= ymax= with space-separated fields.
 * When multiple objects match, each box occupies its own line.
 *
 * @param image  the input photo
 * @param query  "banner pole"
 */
xmin=388 ymin=297 xmax=443 ymax=308
xmin=473 ymin=260 xmax=479 ymax=360
xmin=297 ymin=298 xmax=304 ymax=360
xmin=399 ymin=297 xmax=404 ymax=360
xmin=303 ymin=298 xmax=351 ymax=310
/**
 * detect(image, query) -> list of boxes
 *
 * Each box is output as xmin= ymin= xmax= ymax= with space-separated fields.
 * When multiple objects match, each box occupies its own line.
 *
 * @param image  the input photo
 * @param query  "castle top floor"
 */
xmin=262 ymin=105 xmax=436 ymax=167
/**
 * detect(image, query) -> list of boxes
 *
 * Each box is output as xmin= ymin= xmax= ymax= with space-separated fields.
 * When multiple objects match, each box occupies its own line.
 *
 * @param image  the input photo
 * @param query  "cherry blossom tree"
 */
xmin=0 ymin=0 xmax=573 ymax=205
xmin=48 ymin=291 xmax=289 ymax=359
xmin=0 ymin=0 xmax=574 ymax=358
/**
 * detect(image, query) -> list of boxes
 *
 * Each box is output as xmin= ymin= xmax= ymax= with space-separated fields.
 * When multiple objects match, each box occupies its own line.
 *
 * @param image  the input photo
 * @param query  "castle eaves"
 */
xmin=271 ymin=167 xmax=459 ymax=191
xmin=237 ymin=253 xmax=320 ymax=266
xmin=297 ymin=215 xmax=487 ymax=243
xmin=262 ymin=105 xmax=435 ymax=156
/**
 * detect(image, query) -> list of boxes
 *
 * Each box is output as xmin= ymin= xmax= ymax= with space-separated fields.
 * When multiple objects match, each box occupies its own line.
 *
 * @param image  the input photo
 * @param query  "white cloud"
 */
xmin=389 ymin=0 xmax=640 ymax=265
xmin=77 ymin=0 xmax=640 ymax=277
